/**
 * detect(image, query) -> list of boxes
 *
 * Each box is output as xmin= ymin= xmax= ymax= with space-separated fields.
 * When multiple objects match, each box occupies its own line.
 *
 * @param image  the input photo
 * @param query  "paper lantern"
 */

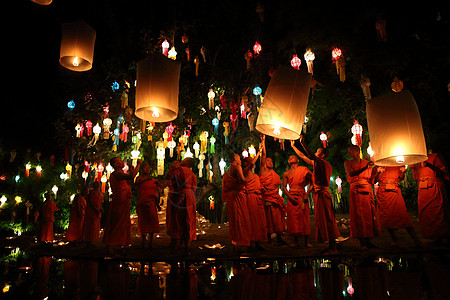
xmin=351 ymin=120 xmax=363 ymax=146
xmin=59 ymin=20 xmax=96 ymax=72
xmin=366 ymin=90 xmax=427 ymax=166
xmin=253 ymin=41 xmax=262 ymax=55
xmin=290 ymin=54 xmax=301 ymax=70
xmin=135 ymin=54 xmax=181 ymax=122
xmin=256 ymin=65 xmax=312 ymax=140
xmin=320 ymin=131 xmax=327 ymax=148
xmin=31 ymin=0 xmax=52 ymax=5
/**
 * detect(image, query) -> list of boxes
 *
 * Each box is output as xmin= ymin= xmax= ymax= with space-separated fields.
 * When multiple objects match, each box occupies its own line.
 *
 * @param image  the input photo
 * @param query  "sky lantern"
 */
xmin=303 ymin=49 xmax=315 ymax=74
xmin=256 ymin=65 xmax=312 ymax=140
xmin=59 ymin=20 xmax=96 ymax=72
xmin=290 ymin=54 xmax=301 ymax=70
xmin=31 ymin=0 xmax=52 ymax=5
xmin=135 ymin=53 xmax=181 ymax=122
xmin=366 ymin=90 xmax=427 ymax=166
xmin=253 ymin=41 xmax=262 ymax=55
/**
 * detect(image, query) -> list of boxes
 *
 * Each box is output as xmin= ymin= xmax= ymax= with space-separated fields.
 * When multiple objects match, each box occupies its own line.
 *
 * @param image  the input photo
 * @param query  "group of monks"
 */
xmin=38 ymin=134 xmax=450 ymax=256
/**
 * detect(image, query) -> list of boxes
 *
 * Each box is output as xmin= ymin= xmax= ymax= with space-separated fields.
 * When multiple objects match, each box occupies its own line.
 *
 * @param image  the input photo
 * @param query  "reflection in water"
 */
xmin=0 ymin=251 xmax=450 ymax=299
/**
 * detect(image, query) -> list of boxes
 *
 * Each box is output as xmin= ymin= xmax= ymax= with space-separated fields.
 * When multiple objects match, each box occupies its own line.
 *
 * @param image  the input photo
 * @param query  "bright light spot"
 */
xmin=152 ymin=107 xmax=159 ymax=118
xmin=72 ymin=56 xmax=79 ymax=66
xmin=273 ymin=126 xmax=281 ymax=135
xmin=396 ymin=155 xmax=405 ymax=163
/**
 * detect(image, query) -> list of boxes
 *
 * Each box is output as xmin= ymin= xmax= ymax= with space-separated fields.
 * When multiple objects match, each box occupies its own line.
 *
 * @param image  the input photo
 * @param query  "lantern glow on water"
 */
xmin=366 ymin=90 xmax=427 ymax=166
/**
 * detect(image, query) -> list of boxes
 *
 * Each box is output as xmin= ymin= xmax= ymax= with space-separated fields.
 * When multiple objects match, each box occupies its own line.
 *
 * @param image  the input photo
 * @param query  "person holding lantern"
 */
xmin=65 ymin=187 xmax=88 ymax=245
xmin=374 ymin=166 xmax=422 ymax=247
xmin=103 ymin=157 xmax=142 ymax=255
xmin=83 ymin=182 xmax=104 ymax=246
xmin=344 ymin=145 xmax=380 ymax=250
xmin=135 ymin=163 xmax=160 ymax=249
xmin=292 ymin=137 xmax=340 ymax=254
xmin=259 ymin=134 xmax=287 ymax=245
xmin=38 ymin=192 xmax=58 ymax=245
xmin=410 ymin=152 xmax=450 ymax=245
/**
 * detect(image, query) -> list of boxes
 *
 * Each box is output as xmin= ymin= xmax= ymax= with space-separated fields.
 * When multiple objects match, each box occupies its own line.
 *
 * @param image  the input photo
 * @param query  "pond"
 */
xmin=1 ymin=246 xmax=450 ymax=299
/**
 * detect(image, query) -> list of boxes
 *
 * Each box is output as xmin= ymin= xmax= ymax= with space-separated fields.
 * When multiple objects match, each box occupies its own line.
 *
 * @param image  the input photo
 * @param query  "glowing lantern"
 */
xmin=367 ymin=142 xmax=374 ymax=161
xmin=253 ymin=86 xmax=262 ymax=96
xmin=351 ymin=120 xmax=363 ymax=146
xmin=223 ymin=122 xmax=229 ymax=144
xmin=391 ymin=77 xmax=404 ymax=93
xmin=36 ymin=165 xmax=42 ymax=179
xmin=59 ymin=20 xmax=96 ymax=72
xmin=135 ymin=54 xmax=181 ymax=122
xmin=335 ymin=176 xmax=342 ymax=194
xmin=103 ymin=117 xmax=112 ymax=139
xmin=85 ymin=120 xmax=93 ymax=136
xmin=331 ymin=47 xmax=342 ymax=61
xmin=51 ymin=185 xmax=58 ymax=198
xmin=91 ymin=123 xmax=101 ymax=146
xmin=256 ymin=65 xmax=312 ymax=140
xmin=131 ymin=149 xmax=140 ymax=167
xmin=303 ymin=49 xmax=315 ymax=74
xmin=366 ymin=90 xmax=427 ymax=166
xmin=248 ymin=145 xmax=256 ymax=158
xmin=198 ymin=153 xmax=205 ymax=177
xmin=25 ymin=163 xmax=31 ymax=177
xmin=15 ymin=196 xmax=22 ymax=205
xmin=212 ymin=117 xmax=219 ymax=135
xmin=31 ymin=0 xmax=52 ymax=5
xmin=193 ymin=142 xmax=200 ymax=158
xmin=101 ymin=175 xmax=107 ymax=193
xmin=242 ymin=149 xmax=249 ymax=158
xmin=66 ymin=163 xmax=72 ymax=178
xmin=75 ymin=123 xmax=84 ymax=138
xmin=253 ymin=41 xmax=262 ymax=55
xmin=320 ymin=131 xmax=327 ymax=148
xmin=184 ymin=147 xmax=194 ymax=159
xmin=106 ymin=163 xmax=114 ymax=179
xmin=0 ymin=195 xmax=7 ymax=207
xmin=168 ymin=47 xmax=177 ymax=60
xmin=162 ymin=39 xmax=170 ymax=56
xmin=209 ymin=195 xmax=215 ymax=210
xmin=347 ymin=277 xmax=355 ymax=295
xmin=210 ymin=136 xmax=216 ymax=154
xmin=290 ymin=54 xmax=301 ymax=70
xmin=208 ymin=89 xmax=215 ymax=110
xmin=219 ymin=158 xmax=226 ymax=175
xmin=67 ymin=100 xmax=75 ymax=110
xmin=167 ymin=140 xmax=176 ymax=157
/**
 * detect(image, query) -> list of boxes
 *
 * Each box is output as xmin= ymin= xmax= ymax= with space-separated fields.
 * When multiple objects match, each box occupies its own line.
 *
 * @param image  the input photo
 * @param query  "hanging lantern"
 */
xmin=65 ymin=163 xmax=72 ymax=178
xmin=367 ymin=142 xmax=374 ymax=161
xmin=210 ymin=136 xmax=216 ymax=154
xmin=212 ymin=118 xmax=219 ymax=135
xmin=351 ymin=120 xmax=363 ymax=146
xmin=131 ymin=149 xmax=140 ymax=167
xmin=391 ymin=77 xmax=404 ymax=93
xmin=198 ymin=153 xmax=205 ymax=177
xmin=303 ymin=49 xmax=315 ymax=74
xmin=366 ymin=90 xmax=427 ymax=166
xmin=290 ymin=54 xmax=301 ymax=70
xmin=319 ymin=131 xmax=327 ymax=148
xmin=331 ymin=47 xmax=342 ymax=61
xmin=193 ymin=142 xmax=200 ymax=158
xmin=208 ymin=89 xmax=215 ymax=110
xmin=25 ymin=163 xmax=31 ymax=177
xmin=219 ymin=158 xmax=226 ymax=175
xmin=335 ymin=176 xmax=342 ymax=194
xmin=242 ymin=149 xmax=249 ymax=158
xmin=253 ymin=41 xmax=262 ymax=55
xmin=101 ymin=175 xmax=107 ymax=193
xmin=135 ymin=54 xmax=181 ymax=122
xmin=162 ymin=39 xmax=170 ymax=56
xmin=168 ymin=47 xmax=177 ymax=60
xmin=157 ymin=146 xmax=165 ymax=176
xmin=244 ymin=49 xmax=253 ymax=69
xmin=59 ymin=20 xmax=96 ymax=72
xmin=248 ymin=145 xmax=256 ymax=158
xmin=67 ymin=100 xmax=75 ymax=110
xmin=256 ymin=65 xmax=312 ymax=140
xmin=36 ymin=165 xmax=42 ymax=180
xmin=167 ymin=140 xmax=176 ymax=157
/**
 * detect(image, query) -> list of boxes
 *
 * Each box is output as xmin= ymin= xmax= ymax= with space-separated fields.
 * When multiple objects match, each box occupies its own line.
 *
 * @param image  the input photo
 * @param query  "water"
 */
xmin=1 ymin=247 xmax=449 ymax=299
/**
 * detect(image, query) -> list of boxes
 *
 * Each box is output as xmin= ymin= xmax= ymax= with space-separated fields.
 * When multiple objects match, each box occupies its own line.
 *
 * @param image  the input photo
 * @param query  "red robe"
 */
xmin=66 ymin=194 xmax=87 ymax=242
xmin=412 ymin=153 xmax=450 ymax=239
xmin=222 ymin=171 xmax=251 ymax=246
xmin=103 ymin=170 xmax=134 ymax=246
xmin=245 ymin=174 xmax=268 ymax=242
xmin=39 ymin=200 xmax=58 ymax=242
xmin=136 ymin=177 xmax=160 ymax=234
xmin=376 ymin=166 xmax=413 ymax=230
xmin=313 ymin=159 xmax=340 ymax=242
xmin=260 ymin=169 xmax=286 ymax=234
xmin=83 ymin=190 xmax=103 ymax=242
xmin=285 ymin=166 xmax=311 ymax=236
xmin=346 ymin=159 xmax=380 ymax=238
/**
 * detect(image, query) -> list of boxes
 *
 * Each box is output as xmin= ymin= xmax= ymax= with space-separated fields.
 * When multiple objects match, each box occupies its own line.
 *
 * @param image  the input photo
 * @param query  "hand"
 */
xmin=261 ymin=134 xmax=265 ymax=141
xmin=299 ymin=135 xmax=304 ymax=143
xmin=377 ymin=166 xmax=385 ymax=173
xmin=259 ymin=143 xmax=263 ymax=152
xmin=290 ymin=140 xmax=295 ymax=148
xmin=399 ymin=166 xmax=406 ymax=173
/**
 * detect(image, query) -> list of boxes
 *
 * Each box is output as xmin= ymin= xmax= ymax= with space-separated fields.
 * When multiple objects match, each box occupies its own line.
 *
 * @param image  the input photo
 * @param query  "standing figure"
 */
xmin=411 ymin=152 xmax=450 ymax=244
xmin=83 ymin=182 xmax=104 ymax=245
xmin=39 ymin=192 xmax=58 ymax=244
xmin=259 ymin=134 xmax=287 ymax=245
xmin=103 ymin=157 xmax=142 ymax=254
xmin=66 ymin=188 xmax=88 ymax=245
xmin=243 ymin=146 xmax=266 ymax=250
xmin=375 ymin=166 xmax=422 ymax=246
xmin=282 ymin=153 xmax=313 ymax=248
xmin=344 ymin=145 xmax=380 ymax=249
xmin=222 ymin=153 xmax=253 ymax=252
xmin=292 ymin=137 xmax=340 ymax=254
xmin=135 ymin=163 xmax=160 ymax=249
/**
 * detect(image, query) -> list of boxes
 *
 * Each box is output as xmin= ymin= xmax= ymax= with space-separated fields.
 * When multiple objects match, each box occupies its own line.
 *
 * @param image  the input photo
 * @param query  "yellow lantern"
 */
xmin=256 ymin=65 xmax=312 ymax=140
xmin=135 ymin=54 xmax=181 ymax=122
xmin=366 ymin=90 xmax=427 ymax=166
xmin=59 ymin=20 xmax=96 ymax=72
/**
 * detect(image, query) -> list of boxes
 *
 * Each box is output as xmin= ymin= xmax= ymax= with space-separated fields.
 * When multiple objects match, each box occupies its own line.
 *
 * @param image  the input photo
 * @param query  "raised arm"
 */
xmin=260 ymin=134 xmax=267 ymax=168
xmin=291 ymin=140 xmax=313 ymax=166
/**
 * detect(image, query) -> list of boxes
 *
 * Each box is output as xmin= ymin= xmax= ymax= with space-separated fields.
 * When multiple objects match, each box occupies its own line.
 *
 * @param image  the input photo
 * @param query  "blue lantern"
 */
xmin=212 ymin=117 xmax=219 ymax=135
xmin=253 ymin=86 xmax=262 ymax=96
xmin=67 ymin=100 xmax=75 ymax=110
xmin=111 ymin=81 xmax=120 ymax=91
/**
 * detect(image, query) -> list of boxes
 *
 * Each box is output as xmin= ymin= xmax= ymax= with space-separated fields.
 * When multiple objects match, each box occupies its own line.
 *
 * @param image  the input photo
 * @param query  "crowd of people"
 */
xmin=37 ymin=134 xmax=450 ymax=256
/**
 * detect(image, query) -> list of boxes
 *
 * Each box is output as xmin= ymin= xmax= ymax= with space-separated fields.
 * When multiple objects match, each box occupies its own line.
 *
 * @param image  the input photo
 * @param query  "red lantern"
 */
xmin=331 ymin=47 xmax=342 ymax=61
xmin=253 ymin=41 xmax=262 ymax=55
xmin=290 ymin=54 xmax=301 ymax=70
xmin=351 ymin=120 xmax=363 ymax=146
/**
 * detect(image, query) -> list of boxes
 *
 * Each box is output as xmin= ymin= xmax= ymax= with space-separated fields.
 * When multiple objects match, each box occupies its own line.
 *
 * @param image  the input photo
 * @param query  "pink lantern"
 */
xmin=290 ymin=54 xmax=301 ymax=70
xmin=351 ymin=120 xmax=363 ymax=146
xmin=253 ymin=41 xmax=262 ymax=55
xmin=320 ymin=131 xmax=327 ymax=148
xmin=85 ymin=120 xmax=93 ymax=136
xmin=335 ymin=176 xmax=342 ymax=193
xmin=166 ymin=122 xmax=175 ymax=141
xmin=162 ymin=39 xmax=169 ymax=56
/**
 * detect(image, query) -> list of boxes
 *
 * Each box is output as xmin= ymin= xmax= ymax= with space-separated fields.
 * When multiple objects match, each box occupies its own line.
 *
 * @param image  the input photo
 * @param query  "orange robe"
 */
xmin=346 ymin=159 xmax=380 ymax=238
xmin=313 ymin=158 xmax=340 ymax=242
xmin=412 ymin=153 xmax=450 ymax=239
xmin=222 ymin=171 xmax=251 ymax=246
xmin=66 ymin=194 xmax=86 ymax=242
xmin=286 ymin=166 xmax=312 ymax=236
xmin=83 ymin=190 xmax=103 ymax=242
xmin=136 ymin=177 xmax=160 ymax=234
xmin=245 ymin=174 xmax=268 ymax=242
xmin=39 ymin=200 xmax=58 ymax=242
xmin=260 ymin=169 xmax=286 ymax=234
xmin=376 ymin=166 xmax=413 ymax=230
xmin=103 ymin=170 xmax=134 ymax=246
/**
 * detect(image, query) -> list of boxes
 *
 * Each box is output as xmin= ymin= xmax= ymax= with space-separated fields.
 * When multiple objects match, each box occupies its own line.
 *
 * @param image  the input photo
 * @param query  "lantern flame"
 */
xmin=396 ymin=156 xmax=405 ymax=164
xmin=152 ymin=107 xmax=160 ymax=118
xmin=273 ymin=126 xmax=281 ymax=135
xmin=73 ymin=56 xmax=79 ymax=66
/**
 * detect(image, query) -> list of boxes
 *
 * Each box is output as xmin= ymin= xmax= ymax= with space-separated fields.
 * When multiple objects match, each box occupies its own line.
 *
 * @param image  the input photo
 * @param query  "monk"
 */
xmin=135 ymin=163 xmax=160 ymax=249
xmin=282 ymin=153 xmax=312 ymax=248
xmin=166 ymin=158 xmax=197 ymax=253
xmin=292 ymin=137 xmax=340 ymax=254
xmin=243 ymin=146 xmax=266 ymax=250
xmin=259 ymin=134 xmax=287 ymax=245
xmin=375 ymin=166 xmax=422 ymax=246
xmin=83 ymin=182 xmax=104 ymax=245
xmin=344 ymin=145 xmax=380 ymax=249
xmin=39 ymin=192 xmax=58 ymax=244
xmin=222 ymin=153 xmax=254 ymax=252
xmin=103 ymin=157 xmax=142 ymax=254
xmin=411 ymin=152 xmax=450 ymax=244
xmin=66 ymin=187 xmax=88 ymax=245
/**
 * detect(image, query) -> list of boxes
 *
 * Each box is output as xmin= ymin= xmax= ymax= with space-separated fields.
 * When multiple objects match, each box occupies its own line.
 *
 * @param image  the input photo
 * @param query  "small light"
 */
xmin=396 ymin=156 xmax=405 ymax=163
xmin=72 ymin=56 xmax=79 ymax=66
xmin=152 ymin=107 xmax=159 ymax=118
xmin=67 ymin=100 xmax=75 ymax=110
xmin=273 ymin=126 xmax=281 ymax=135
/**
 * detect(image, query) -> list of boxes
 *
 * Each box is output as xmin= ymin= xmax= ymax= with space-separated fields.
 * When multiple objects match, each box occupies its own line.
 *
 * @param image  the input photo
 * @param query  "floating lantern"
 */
xmin=162 ymin=39 xmax=169 ymax=56
xmin=256 ymin=65 xmax=312 ymax=140
xmin=290 ymin=54 xmax=301 ymax=70
xmin=304 ymin=49 xmax=315 ymax=74
xmin=135 ymin=54 xmax=181 ymax=122
xmin=31 ymin=0 xmax=52 ymax=5
xmin=320 ymin=132 xmax=327 ymax=148
xmin=366 ymin=90 xmax=427 ymax=166
xmin=59 ymin=20 xmax=96 ymax=72
xmin=253 ymin=41 xmax=262 ymax=55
